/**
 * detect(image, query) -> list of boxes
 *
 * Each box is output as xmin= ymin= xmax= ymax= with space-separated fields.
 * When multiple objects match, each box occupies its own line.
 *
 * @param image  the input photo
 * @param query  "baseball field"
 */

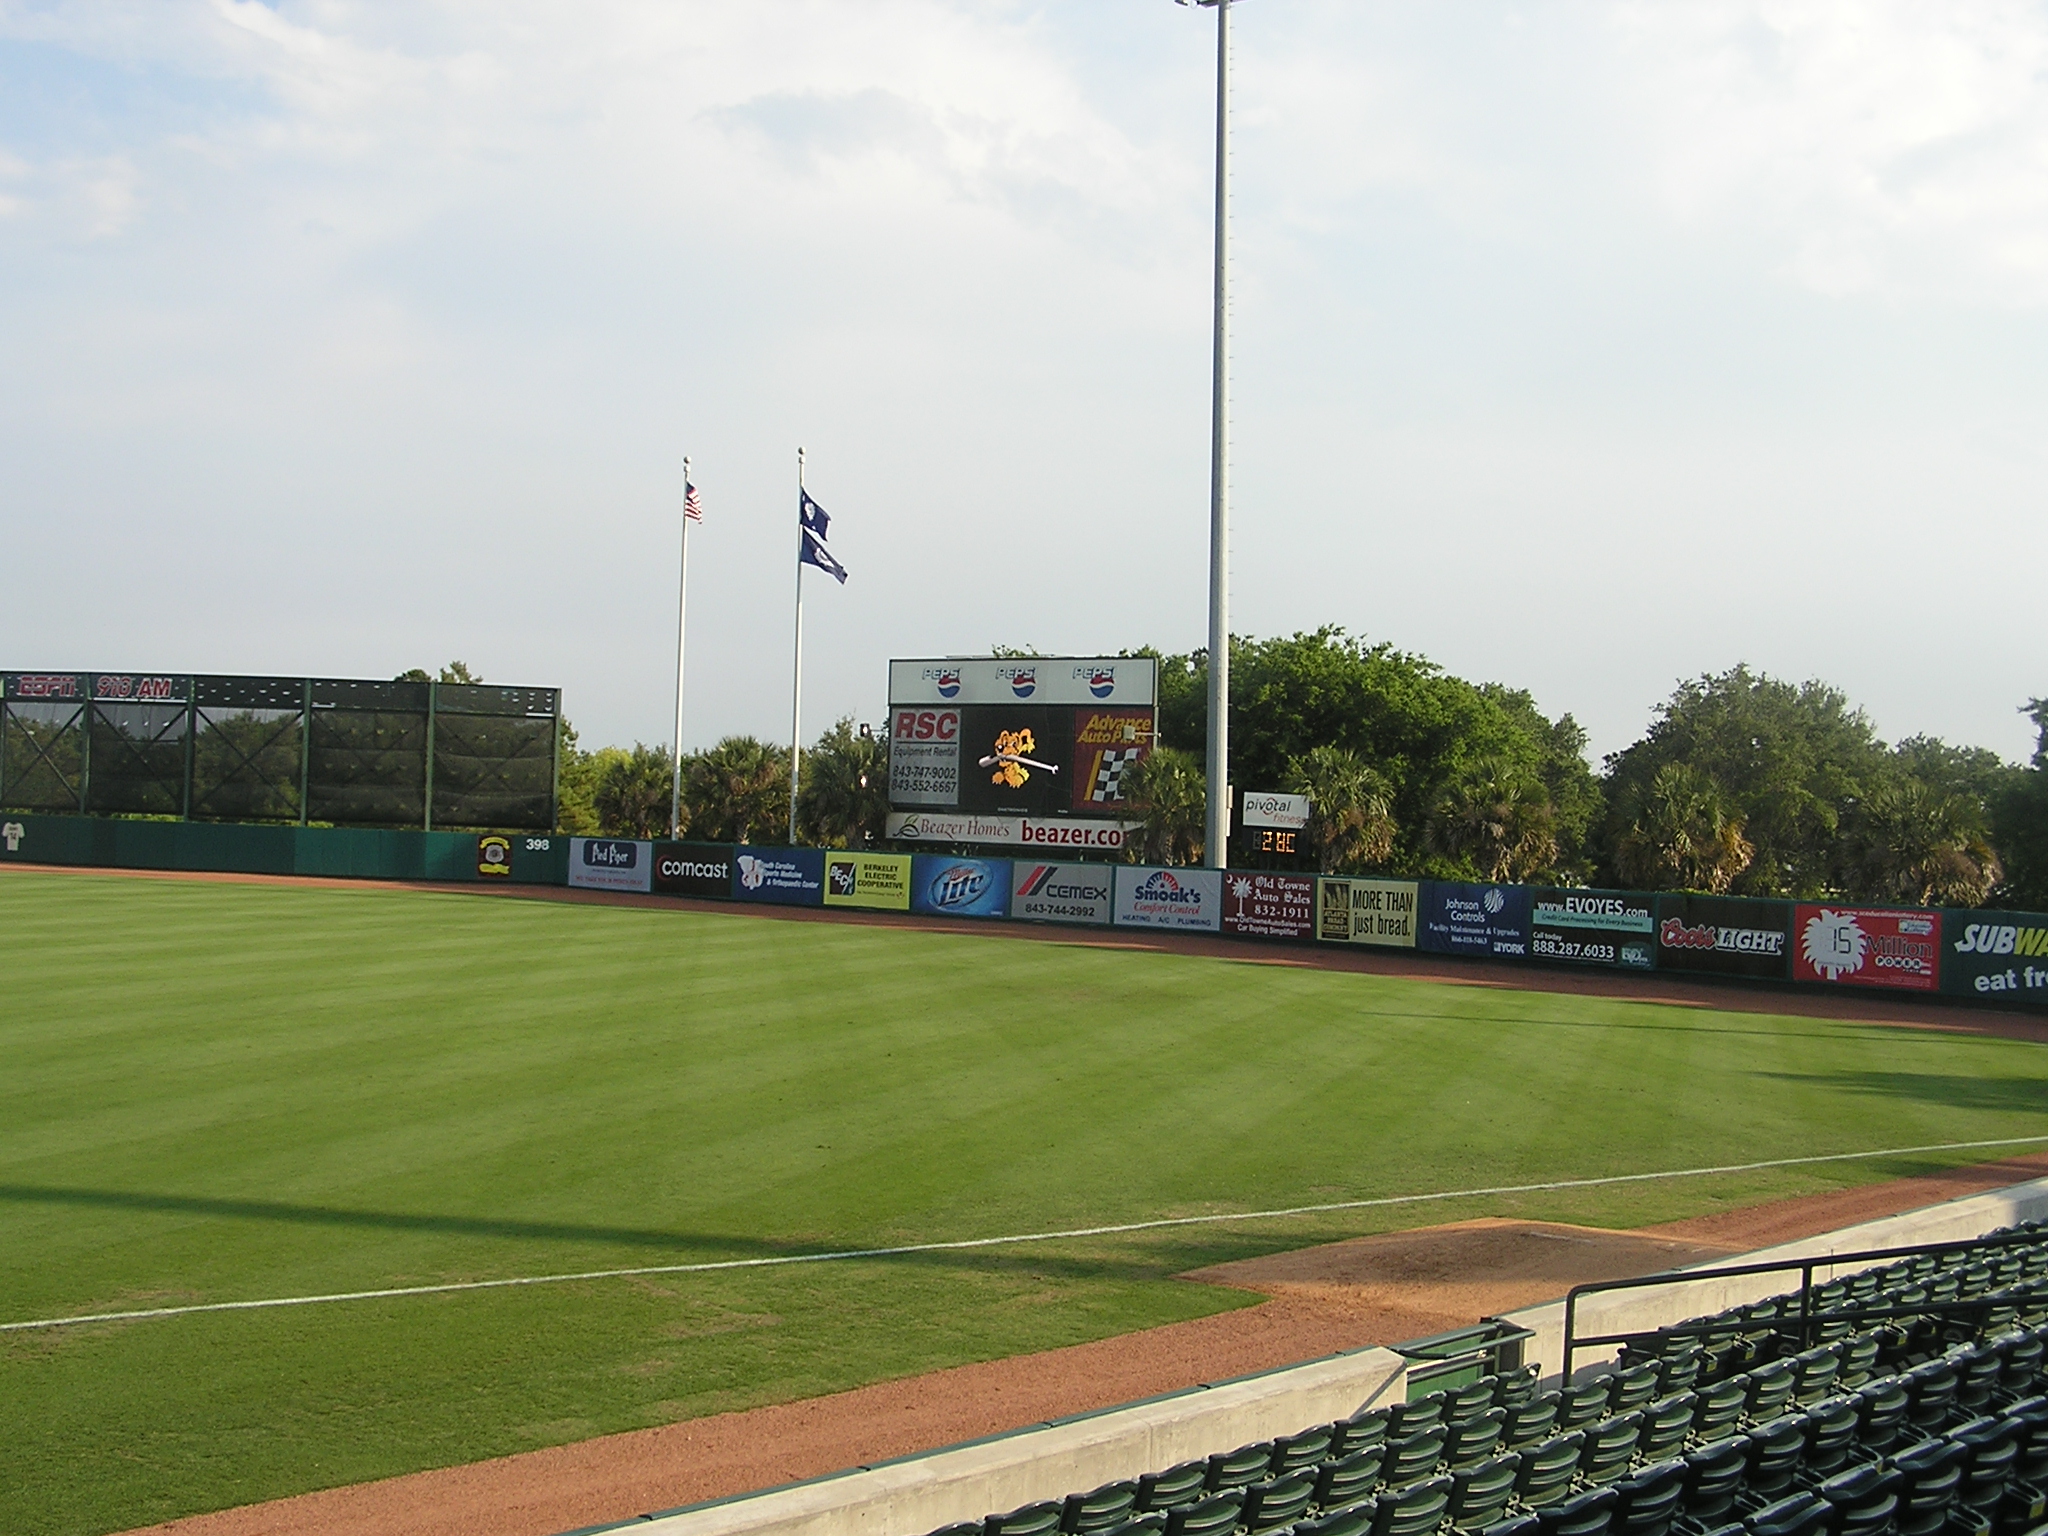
xmin=5 ymin=867 xmax=2048 ymax=1536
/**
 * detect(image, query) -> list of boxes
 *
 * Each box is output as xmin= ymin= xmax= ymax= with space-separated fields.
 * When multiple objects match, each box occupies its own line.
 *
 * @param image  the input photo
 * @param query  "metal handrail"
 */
xmin=1559 ymin=1224 xmax=2045 ymax=1380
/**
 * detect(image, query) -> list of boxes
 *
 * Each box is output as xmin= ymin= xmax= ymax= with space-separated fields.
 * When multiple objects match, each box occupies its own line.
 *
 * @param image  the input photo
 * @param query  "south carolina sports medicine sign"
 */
xmin=1793 ymin=905 xmax=1939 ymax=992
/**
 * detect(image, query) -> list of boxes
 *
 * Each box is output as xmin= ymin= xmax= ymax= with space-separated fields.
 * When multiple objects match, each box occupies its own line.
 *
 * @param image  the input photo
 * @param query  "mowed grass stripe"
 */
xmin=2 ymin=869 xmax=2046 ymax=1536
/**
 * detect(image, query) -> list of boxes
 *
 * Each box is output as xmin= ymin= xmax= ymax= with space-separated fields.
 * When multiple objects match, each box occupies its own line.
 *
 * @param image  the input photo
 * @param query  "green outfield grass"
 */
xmin=3 ymin=868 xmax=2047 ymax=1536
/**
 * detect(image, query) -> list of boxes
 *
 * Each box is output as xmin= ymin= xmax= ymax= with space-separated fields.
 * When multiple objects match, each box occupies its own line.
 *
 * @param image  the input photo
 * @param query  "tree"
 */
xmin=685 ymin=736 xmax=790 ymax=844
xmin=1841 ymin=777 xmax=2003 ymax=908
xmin=553 ymin=719 xmax=601 ymax=834
xmin=797 ymin=717 xmax=890 ymax=848
xmin=1431 ymin=758 xmax=1561 ymax=884
xmin=394 ymin=662 xmax=482 ymax=684
xmin=1993 ymin=700 xmax=2048 ymax=909
xmin=1123 ymin=747 xmax=1205 ymax=866
xmin=1598 ymin=667 xmax=1889 ymax=897
xmin=1609 ymin=762 xmax=1755 ymax=895
xmin=1284 ymin=746 xmax=1396 ymax=873
xmin=591 ymin=743 xmax=675 ymax=839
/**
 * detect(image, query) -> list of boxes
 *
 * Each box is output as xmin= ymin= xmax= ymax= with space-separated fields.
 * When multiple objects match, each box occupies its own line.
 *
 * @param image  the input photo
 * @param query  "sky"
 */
xmin=2 ymin=0 xmax=2045 ymax=768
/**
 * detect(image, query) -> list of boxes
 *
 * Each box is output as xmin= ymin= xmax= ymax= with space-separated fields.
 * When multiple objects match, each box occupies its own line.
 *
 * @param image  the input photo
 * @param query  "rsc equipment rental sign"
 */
xmin=568 ymin=838 xmax=652 ymax=893
xmin=1943 ymin=911 xmax=2048 ymax=1001
xmin=1529 ymin=890 xmax=1654 ymax=969
xmin=1793 ymin=905 xmax=1939 ymax=992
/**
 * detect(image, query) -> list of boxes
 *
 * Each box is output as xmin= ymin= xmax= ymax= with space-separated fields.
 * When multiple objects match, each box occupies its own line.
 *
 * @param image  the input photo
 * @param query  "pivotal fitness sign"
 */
xmin=1793 ymin=905 xmax=1939 ymax=992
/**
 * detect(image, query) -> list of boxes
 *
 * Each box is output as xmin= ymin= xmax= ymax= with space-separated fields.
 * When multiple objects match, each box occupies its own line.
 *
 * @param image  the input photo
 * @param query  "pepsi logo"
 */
xmin=1088 ymin=669 xmax=1115 ymax=698
xmin=935 ymin=670 xmax=961 ymax=698
xmin=1009 ymin=669 xmax=1037 ymax=697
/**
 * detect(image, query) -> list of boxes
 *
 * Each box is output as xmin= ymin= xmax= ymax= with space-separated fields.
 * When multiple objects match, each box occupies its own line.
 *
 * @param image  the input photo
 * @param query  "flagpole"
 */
xmin=1203 ymin=0 xmax=1232 ymax=871
xmin=669 ymin=455 xmax=691 ymax=840
xmin=788 ymin=447 xmax=805 ymax=845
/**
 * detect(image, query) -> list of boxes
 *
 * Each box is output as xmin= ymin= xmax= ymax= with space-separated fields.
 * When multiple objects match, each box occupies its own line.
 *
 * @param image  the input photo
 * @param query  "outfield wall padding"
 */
xmin=606 ymin=1347 xmax=1408 ymax=1536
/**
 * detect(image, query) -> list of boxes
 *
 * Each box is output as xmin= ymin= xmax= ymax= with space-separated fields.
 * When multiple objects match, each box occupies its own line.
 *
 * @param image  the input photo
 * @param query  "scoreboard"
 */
xmin=886 ymin=659 xmax=1157 ymax=828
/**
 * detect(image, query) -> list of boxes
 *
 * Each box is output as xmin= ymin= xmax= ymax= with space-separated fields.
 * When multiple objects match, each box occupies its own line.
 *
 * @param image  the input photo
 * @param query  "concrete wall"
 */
xmin=1498 ymin=1175 xmax=2048 ymax=1385
xmin=603 ymin=1348 xmax=1408 ymax=1536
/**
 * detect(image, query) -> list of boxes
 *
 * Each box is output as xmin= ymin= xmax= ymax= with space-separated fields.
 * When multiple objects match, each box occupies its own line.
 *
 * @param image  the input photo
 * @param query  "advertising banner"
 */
xmin=731 ymin=847 xmax=825 ymax=906
xmin=652 ymin=841 xmax=736 ymax=899
xmin=823 ymin=852 xmax=912 ymax=910
xmin=1793 ymin=904 xmax=1939 ymax=992
xmin=1652 ymin=894 xmax=1792 ymax=980
xmin=888 ymin=658 xmax=1157 ymax=708
xmin=1010 ymin=861 xmax=1115 ymax=925
xmin=1070 ymin=709 xmax=1153 ymax=812
xmin=887 ymin=708 xmax=961 ymax=807
xmin=477 ymin=834 xmax=513 ymax=878
xmin=1240 ymin=792 xmax=1311 ymax=830
xmin=1316 ymin=878 xmax=1420 ymax=947
xmin=568 ymin=837 xmax=653 ymax=893
xmin=1942 ymin=910 xmax=2048 ymax=1001
xmin=1419 ymin=882 xmax=1533 ymax=959
xmin=1530 ymin=889 xmax=1655 ymax=969
xmin=885 ymin=811 xmax=1130 ymax=851
xmin=1115 ymin=864 xmax=1222 ymax=931
xmin=1222 ymin=871 xmax=1315 ymax=939
xmin=910 ymin=855 xmax=1011 ymax=918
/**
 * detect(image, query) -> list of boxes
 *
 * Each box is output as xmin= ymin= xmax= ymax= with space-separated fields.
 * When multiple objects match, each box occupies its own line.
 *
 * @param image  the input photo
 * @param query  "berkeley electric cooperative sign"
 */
xmin=885 ymin=658 xmax=1155 ymax=847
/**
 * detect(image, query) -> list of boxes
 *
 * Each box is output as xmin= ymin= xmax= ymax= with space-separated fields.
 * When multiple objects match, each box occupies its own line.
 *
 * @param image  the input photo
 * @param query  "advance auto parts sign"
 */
xmin=1316 ymin=878 xmax=1419 ymax=948
xmin=1011 ymin=861 xmax=1114 ymax=925
xmin=651 ymin=842 xmax=734 ymax=899
xmin=1530 ymin=890 xmax=1654 ymax=969
xmin=1651 ymin=894 xmax=1792 ymax=981
xmin=1794 ymin=905 xmax=1939 ymax=992
xmin=1115 ymin=865 xmax=1222 ymax=932
xmin=1944 ymin=911 xmax=2048 ymax=1001
xmin=568 ymin=838 xmax=652 ymax=893
xmin=824 ymin=852 xmax=912 ymax=911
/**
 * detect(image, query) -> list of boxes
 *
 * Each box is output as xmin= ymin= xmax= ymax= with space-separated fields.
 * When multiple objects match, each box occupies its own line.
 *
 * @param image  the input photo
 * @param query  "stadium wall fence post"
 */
xmin=298 ymin=678 xmax=312 ymax=827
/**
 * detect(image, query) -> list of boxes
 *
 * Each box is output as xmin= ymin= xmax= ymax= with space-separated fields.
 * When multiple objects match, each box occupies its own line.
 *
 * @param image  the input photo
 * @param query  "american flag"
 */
xmin=684 ymin=481 xmax=704 ymax=523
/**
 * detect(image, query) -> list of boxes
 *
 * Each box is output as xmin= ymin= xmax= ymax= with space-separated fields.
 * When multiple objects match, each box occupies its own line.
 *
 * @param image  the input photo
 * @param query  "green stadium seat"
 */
xmin=1062 ymin=1482 xmax=1139 ymax=1534
xmin=1368 ymin=1475 xmax=1451 ymax=1536
xmin=1240 ymin=1474 xmax=1318 ymax=1533
xmin=1653 ymin=1350 xmax=1702 ymax=1397
xmin=2003 ymin=1333 xmax=2044 ymax=1393
xmin=1675 ymin=1437 xmax=1747 ymax=1525
xmin=1389 ymin=1394 xmax=1447 ymax=1440
xmin=1163 ymin=1492 xmax=1243 ymax=1536
xmin=987 ymin=1503 xmax=1064 ymax=1536
xmin=1532 ymin=1486 xmax=1615 ymax=1536
xmin=1446 ymin=1381 xmax=1501 ymax=1421
xmin=1312 ymin=1446 xmax=1387 ymax=1512
xmin=1742 ymin=1492 xmax=1830 ymax=1536
xmin=1688 ymin=1377 xmax=1747 ymax=1442
xmin=1575 ymin=1412 xmax=1641 ymax=1486
xmin=1445 ymin=1454 xmax=1518 ymax=1532
xmin=1605 ymin=1459 xmax=1684 ymax=1536
xmin=1296 ymin=1507 xmax=1375 ymax=1536
xmin=1477 ymin=1518 xmax=1538 ymax=1536
xmin=1836 ymin=1333 xmax=1882 ymax=1389
xmin=1956 ymin=1348 xmax=2005 ymax=1415
xmin=1741 ymin=1416 xmax=1807 ymax=1499
xmin=1633 ymin=1394 xmax=1694 ymax=1463
xmin=1443 ymin=1409 xmax=1505 ymax=1470
xmin=1558 ymin=1380 xmax=1615 ymax=1431
xmin=1949 ymin=1415 xmax=2020 ymax=1516
xmin=1788 ymin=1346 xmax=1841 ymax=1405
xmin=1332 ymin=1410 xmax=1393 ymax=1459
xmin=1136 ymin=1462 xmax=1210 ymax=1513
xmin=1609 ymin=1365 xmax=1660 ymax=1415
xmin=1092 ymin=1519 xmax=1164 ymax=1536
xmin=1889 ymin=1436 xmax=1965 ymax=1536
xmin=1797 ymin=1396 xmax=1858 ymax=1476
xmin=1273 ymin=1427 xmax=1337 ymax=1475
xmin=1853 ymin=1376 xmax=1911 ymax=1452
xmin=1383 ymin=1427 xmax=1448 ymax=1488
xmin=1815 ymin=1463 xmax=1902 ymax=1536
xmin=1904 ymin=1359 xmax=1960 ymax=1430
xmin=1494 ymin=1368 xmax=1541 ymax=1408
xmin=1741 ymin=1361 xmax=1797 ymax=1425
xmin=1513 ymin=1434 xmax=1585 ymax=1509
xmin=1208 ymin=1443 xmax=1280 ymax=1492
xmin=1503 ymin=1395 xmax=1560 ymax=1449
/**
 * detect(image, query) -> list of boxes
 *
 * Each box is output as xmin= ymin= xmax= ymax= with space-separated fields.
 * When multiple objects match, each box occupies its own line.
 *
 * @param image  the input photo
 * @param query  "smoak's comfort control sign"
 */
xmin=1115 ymin=865 xmax=1222 ymax=932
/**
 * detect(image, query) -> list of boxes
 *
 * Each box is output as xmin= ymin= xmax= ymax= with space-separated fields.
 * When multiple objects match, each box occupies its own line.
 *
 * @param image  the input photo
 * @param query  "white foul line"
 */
xmin=7 ymin=1133 xmax=2046 ymax=1335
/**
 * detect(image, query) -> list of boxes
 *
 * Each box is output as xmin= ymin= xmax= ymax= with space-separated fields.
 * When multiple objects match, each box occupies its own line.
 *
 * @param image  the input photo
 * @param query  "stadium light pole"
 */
xmin=1179 ymin=0 xmax=1233 ymax=870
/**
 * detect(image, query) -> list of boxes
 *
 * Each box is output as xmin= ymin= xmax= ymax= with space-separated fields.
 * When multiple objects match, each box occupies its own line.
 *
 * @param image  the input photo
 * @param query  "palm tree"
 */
xmin=1610 ymin=762 xmax=1754 ymax=893
xmin=796 ymin=717 xmax=890 ymax=848
xmin=1284 ymin=746 xmax=1397 ymax=873
xmin=1432 ymin=758 xmax=1560 ymax=883
xmin=1123 ymin=748 xmax=1206 ymax=865
xmin=591 ymin=743 xmax=675 ymax=839
xmin=1842 ymin=778 xmax=2003 ymax=907
xmin=684 ymin=736 xmax=790 ymax=844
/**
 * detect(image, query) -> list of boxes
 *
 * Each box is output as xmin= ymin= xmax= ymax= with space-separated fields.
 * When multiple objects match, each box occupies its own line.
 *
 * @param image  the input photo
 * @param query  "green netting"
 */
xmin=430 ymin=711 xmax=554 ymax=828
xmin=1 ymin=702 xmax=86 ymax=812
xmin=307 ymin=708 xmax=429 ymax=828
xmin=84 ymin=702 xmax=190 ymax=816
